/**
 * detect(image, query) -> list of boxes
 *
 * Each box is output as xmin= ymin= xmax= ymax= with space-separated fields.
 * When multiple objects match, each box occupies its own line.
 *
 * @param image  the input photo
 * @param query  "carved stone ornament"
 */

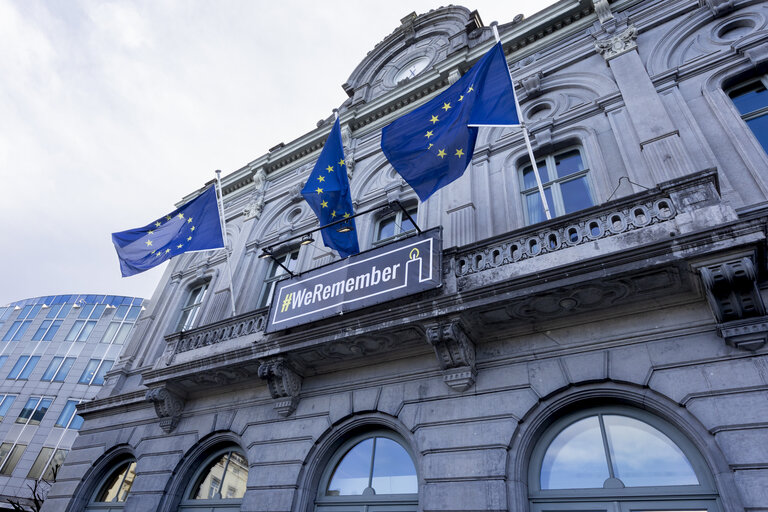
xmin=145 ymin=387 xmax=185 ymax=434
xmin=699 ymin=256 xmax=767 ymax=351
xmin=700 ymin=0 xmax=735 ymax=17
xmin=521 ymin=72 xmax=542 ymax=99
xmin=425 ymin=320 xmax=477 ymax=391
xmin=257 ymin=357 xmax=303 ymax=416
xmin=595 ymin=25 xmax=638 ymax=61
xmin=593 ymin=0 xmax=614 ymax=25
xmin=243 ymin=168 xmax=267 ymax=220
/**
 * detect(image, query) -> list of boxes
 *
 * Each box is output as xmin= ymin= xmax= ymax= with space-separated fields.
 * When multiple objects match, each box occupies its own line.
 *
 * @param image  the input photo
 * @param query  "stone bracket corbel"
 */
xmin=594 ymin=24 xmax=637 ymax=61
xmin=145 ymin=386 xmax=186 ymax=434
xmin=695 ymin=254 xmax=767 ymax=351
xmin=425 ymin=319 xmax=477 ymax=391
xmin=258 ymin=357 xmax=303 ymax=416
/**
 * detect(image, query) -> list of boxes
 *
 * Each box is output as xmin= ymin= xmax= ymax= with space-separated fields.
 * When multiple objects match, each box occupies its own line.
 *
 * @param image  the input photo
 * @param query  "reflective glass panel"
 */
xmin=377 ymin=217 xmax=397 ymax=240
xmin=32 ymin=320 xmax=52 ymax=341
xmin=65 ymin=321 xmax=84 ymax=341
xmin=18 ymin=356 xmax=40 ymax=379
xmin=54 ymin=358 xmax=75 ymax=381
xmin=7 ymin=356 xmax=30 ymax=379
xmin=541 ymin=416 xmax=609 ymax=489
xmin=11 ymin=321 xmax=30 ymax=341
xmin=95 ymin=461 xmax=136 ymax=502
xmin=29 ymin=398 xmax=52 ymax=425
xmin=555 ymin=150 xmax=584 ymax=178
xmin=42 ymin=320 xmax=62 ymax=341
xmin=76 ymin=320 xmax=96 ymax=341
xmin=42 ymin=357 xmax=63 ymax=381
xmin=560 ymin=176 xmax=593 ymax=214
xmin=0 ymin=444 xmax=26 ymax=475
xmin=27 ymin=447 xmax=53 ymax=479
xmin=79 ymin=360 xmax=100 ymax=384
xmin=400 ymin=209 xmax=418 ymax=234
xmin=522 ymin=160 xmax=549 ymax=189
xmin=603 ymin=415 xmax=698 ymax=487
xmin=114 ymin=324 xmax=133 ymax=345
xmin=371 ymin=438 xmax=418 ymax=494
xmin=191 ymin=450 xmax=248 ymax=500
xmin=55 ymin=400 xmax=79 ymax=428
xmin=101 ymin=322 xmax=120 ymax=344
xmin=746 ymin=115 xmax=768 ymax=154
xmin=327 ymin=438 xmax=374 ymax=496
xmin=730 ymin=81 xmax=768 ymax=115
xmin=92 ymin=360 xmax=114 ymax=385
xmin=126 ymin=306 xmax=141 ymax=322
xmin=114 ymin=305 xmax=129 ymax=320
xmin=0 ymin=395 xmax=15 ymax=419
xmin=526 ymin=188 xmax=555 ymax=224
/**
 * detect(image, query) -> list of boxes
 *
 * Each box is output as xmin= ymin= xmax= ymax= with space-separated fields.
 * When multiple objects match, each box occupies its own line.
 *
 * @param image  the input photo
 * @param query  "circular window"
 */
xmin=716 ymin=18 xmax=756 ymax=41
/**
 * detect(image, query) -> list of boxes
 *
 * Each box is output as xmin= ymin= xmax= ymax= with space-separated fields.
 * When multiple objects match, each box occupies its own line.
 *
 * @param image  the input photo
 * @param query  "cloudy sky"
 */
xmin=0 ymin=0 xmax=556 ymax=306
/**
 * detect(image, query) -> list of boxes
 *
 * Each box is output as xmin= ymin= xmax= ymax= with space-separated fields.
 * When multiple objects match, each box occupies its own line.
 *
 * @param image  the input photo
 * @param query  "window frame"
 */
xmin=0 ymin=442 xmax=27 ymax=476
xmin=373 ymin=205 xmax=418 ymax=246
xmin=726 ymin=75 xmax=768 ymax=154
xmin=87 ymin=458 xmax=137 ymax=508
xmin=257 ymin=250 xmax=300 ymax=309
xmin=315 ymin=429 xmax=419 ymax=512
xmin=7 ymin=355 xmax=41 ymax=380
xmin=528 ymin=406 xmax=720 ymax=510
xmin=176 ymin=282 xmax=209 ymax=332
xmin=78 ymin=359 xmax=114 ymax=386
xmin=519 ymin=146 xmax=594 ymax=224
xmin=177 ymin=446 xmax=248 ymax=511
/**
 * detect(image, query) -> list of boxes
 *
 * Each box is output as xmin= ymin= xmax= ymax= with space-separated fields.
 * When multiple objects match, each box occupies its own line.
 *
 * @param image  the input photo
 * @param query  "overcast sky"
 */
xmin=0 ymin=0 xmax=556 ymax=306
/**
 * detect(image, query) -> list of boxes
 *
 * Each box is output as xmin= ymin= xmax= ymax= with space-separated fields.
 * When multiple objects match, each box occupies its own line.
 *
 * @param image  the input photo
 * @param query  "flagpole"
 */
xmin=215 ymin=170 xmax=238 ymax=318
xmin=491 ymin=22 xmax=552 ymax=221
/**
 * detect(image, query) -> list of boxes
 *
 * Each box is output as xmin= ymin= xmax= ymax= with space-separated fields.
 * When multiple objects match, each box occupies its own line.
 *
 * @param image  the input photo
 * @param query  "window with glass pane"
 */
xmin=92 ymin=360 xmax=114 ymax=385
xmin=93 ymin=460 xmax=136 ymax=503
xmin=374 ymin=206 xmax=418 ymax=243
xmin=729 ymin=76 xmax=768 ymax=154
xmin=0 ymin=443 xmax=27 ymax=476
xmin=79 ymin=360 xmax=100 ymax=384
xmin=188 ymin=449 xmax=248 ymax=501
xmin=16 ymin=397 xmax=52 ymax=426
xmin=56 ymin=399 xmax=84 ymax=429
xmin=176 ymin=283 xmax=209 ymax=331
xmin=0 ymin=356 xmax=7 ymax=371
xmin=326 ymin=435 xmax=417 ymax=496
xmin=0 ymin=395 xmax=15 ymax=421
xmin=65 ymin=320 xmax=85 ymax=341
xmin=42 ymin=357 xmax=75 ymax=382
xmin=27 ymin=447 xmax=67 ymax=480
xmin=258 ymin=251 xmax=299 ymax=308
xmin=530 ymin=407 xmax=720 ymax=512
xmin=79 ymin=359 xmax=112 ymax=385
xmin=520 ymin=148 xmax=593 ymax=224
xmin=7 ymin=355 xmax=40 ymax=380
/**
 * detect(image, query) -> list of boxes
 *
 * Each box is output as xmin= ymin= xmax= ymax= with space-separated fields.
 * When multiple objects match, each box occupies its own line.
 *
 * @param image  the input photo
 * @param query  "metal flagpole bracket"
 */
xmin=390 ymin=200 xmax=422 ymax=234
xmin=259 ymin=248 xmax=295 ymax=278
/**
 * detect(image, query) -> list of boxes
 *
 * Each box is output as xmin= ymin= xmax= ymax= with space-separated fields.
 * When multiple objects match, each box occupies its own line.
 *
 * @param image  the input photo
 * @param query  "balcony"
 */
xmin=140 ymin=169 xmax=767 ymax=426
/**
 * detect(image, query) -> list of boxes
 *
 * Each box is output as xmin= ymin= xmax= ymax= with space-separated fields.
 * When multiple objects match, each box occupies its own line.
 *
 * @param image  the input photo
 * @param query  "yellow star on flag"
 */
xmin=165 ymin=248 xmax=171 ymax=253
xmin=187 ymin=217 xmax=192 ymax=223
xmin=318 ymin=175 xmax=325 ymax=183
xmin=326 ymin=165 xmax=334 ymax=172
xmin=145 ymin=240 xmax=153 ymax=247
xmin=166 ymin=215 xmax=172 ymax=221
xmin=343 ymin=212 xmax=350 ymax=218
xmin=177 ymin=244 xmax=183 ymax=249
xmin=155 ymin=221 xmax=161 ymax=227
xmin=458 ymin=95 xmax=464 ymax=102
xmin=428 ymin=143 xmax=434 ymax=150
xmin=316 ymin=187 xmax=323 ymax=194
xmin=468 ymin=85 xmax=474 ymax=92
xmin=425 ymin=130 xmax=434 ymax=139
xmin=191 ymin=226 xmax=196 ymax=232
xmin=437 ymin=149 xmax=447 ymax=158
xmin=331 ymin=211 xmax=337 ymax=218
xmin=430 ymin=115 xmax=439 ymax=124
xmin=455 ymin=148 xmax=465 ymax=157
xmin=321 ymin=200 xmax=328 ymax=208
xmin=148 ymin=230 xmax=154 ymax=235
xmin=338 ymin=159 xmax=345 ymax=166
xmin=442 ymin=102 xmax=452 ymax=111
xmin=187 ymin=236 xmax=192 ymax=241
xmin=177 ymin=213 xmax=184 ymax=219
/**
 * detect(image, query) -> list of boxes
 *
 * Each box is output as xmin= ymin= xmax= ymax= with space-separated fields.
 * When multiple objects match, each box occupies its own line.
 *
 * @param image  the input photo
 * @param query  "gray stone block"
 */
xmin=352 ymin=387 xmax=380 ymax=413
xmin=687 ymin=391 xmax=768 ymax=432
xmin=422 ymin=448 xmax=506 ymax=479
xmin=415 ymin=418 xmax=517 ymax=452
xmin=562 ymin=351 xmax=608 ymax=384
xmin=609 ymin=343 xmax=652 ymax=385
xmin=527 ymin=359 xmax=569 ymax=399
xmin=422 ymin=480 xmax=506 ymax=512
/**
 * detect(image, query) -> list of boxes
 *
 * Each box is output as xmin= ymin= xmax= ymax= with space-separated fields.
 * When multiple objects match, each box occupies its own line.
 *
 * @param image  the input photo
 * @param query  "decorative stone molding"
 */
xmin=700 ymin=0 xmax=735 ymax=17
xmin=521 ymin=72 xmax=543 ymax=99
xmin=145 ymin=386 xmax=185 ymax=433
xmin=243 ymin=168 xmax=266 ymax=220
xmin=697 ymin=256 xmax=767 ymax=351
xmin=425 ymin=320 xmax=476 ymax=391
xmin=595 ymin=25 xmax=638 ymax=61
xmin=448 ymin=68 xmax=461 ymax=85
xmin=593 ymin=0 xmax=614 ymax=25
xmin=257 ymin=357 xmax=303 ymax=416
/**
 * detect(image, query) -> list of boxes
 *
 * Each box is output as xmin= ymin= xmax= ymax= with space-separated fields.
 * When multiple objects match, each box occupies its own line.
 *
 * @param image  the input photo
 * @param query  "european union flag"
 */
xmin=301 ymin=117 xmax=360 ymax=258
xmin=112 ymin=185 xmax=224 ymax=277
xmin=381 ymin=42 xmax=519 ymax=201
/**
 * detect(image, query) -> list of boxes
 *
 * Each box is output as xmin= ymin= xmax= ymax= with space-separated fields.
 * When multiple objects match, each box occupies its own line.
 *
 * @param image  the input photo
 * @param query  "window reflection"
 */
xmin=191 ymin=449 xmax=248 ymax=500
xmin=327 ymin=436 xmax=417 ymax=496
xmin=541 ymin=416 xmax=608 ymax=489
xmin=95 ymin=460 xmax=136 ymax=502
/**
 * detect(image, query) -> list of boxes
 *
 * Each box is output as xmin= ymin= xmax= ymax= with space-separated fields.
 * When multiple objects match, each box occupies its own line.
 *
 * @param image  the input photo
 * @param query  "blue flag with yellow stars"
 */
xmin=111 ymin=185 xmax=224 ymax=277
xmin=301 ymin=117 xmax=360 ymax=258
xmin=381 ymin=42 xmax=519 ymax=201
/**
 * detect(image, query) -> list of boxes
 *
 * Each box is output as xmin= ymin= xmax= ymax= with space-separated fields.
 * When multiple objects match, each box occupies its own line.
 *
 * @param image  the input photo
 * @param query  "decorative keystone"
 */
xmin=595 ymin=25 xmax=637 ymax=60
xmin=145 ymin=387 xmax=185 ymax=434
xmin=258 ymin=357 xmax=303 ymax=417
xmin=425 ymin=320 xmax=477 ymax=391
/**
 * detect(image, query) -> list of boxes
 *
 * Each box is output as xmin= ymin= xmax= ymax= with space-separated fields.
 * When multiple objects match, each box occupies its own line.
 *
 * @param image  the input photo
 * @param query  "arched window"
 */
xmin=178 ymin=446 xmax=248 ymax=511
xmin=316 ymin=431 xmax=418 ymax=512
xmin=85 ymin=458 xmax=136 ymax=511
xmin=529 ymin=407 xmax=721 ymax=512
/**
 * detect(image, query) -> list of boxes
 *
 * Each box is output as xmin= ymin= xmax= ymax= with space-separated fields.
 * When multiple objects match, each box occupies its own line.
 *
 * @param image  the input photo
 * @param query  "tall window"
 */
xmin=728 ymin=76 xmax=768 ymax=154
xmin=16 ymin=396 xmax=53 ymax=426
xmin=317 ymin=431 xmax=418 ymax=512
xmin=257 ymin=251 xmax=299 ymax=308
xmin=86 ymin=458 xmax=136 ymax=510
xmin=2 ymin=303 xmax=43 ymax=341
xmin=27 ymin=447 xmax=68 ymax=480
xmin=374 ymin=206 xmax=418 ymax=244
xmin=176 ymin=283 xmax=209 ymax=331
xmin=31 ymin=302 xmax=71 ymax=341
xmin=78 ymin=359 xmax=114 ymax=386
xmin=41 ymin=357 xmax=76 ymax=382
xmin=528 ymin=407 xmax=720 ymax=512
xmin=0 ymin=443 xmax=27 ymax=476
xmin=65 ymin=303 xmax=107 ymax=342
xmin=101 ymin=303 xmax=141 ymax=344
xmin=0 ymin=395 xmax=16 ymax=421
xmin=6 ymin=355 xmax=40 ymax=380
xmin=178 ymin=447 xmax=248 ymax=511
xmin=520 ymin=147 xmax=593 ymax=224
xmin=55 ymin=399 xmax=85 ymax=429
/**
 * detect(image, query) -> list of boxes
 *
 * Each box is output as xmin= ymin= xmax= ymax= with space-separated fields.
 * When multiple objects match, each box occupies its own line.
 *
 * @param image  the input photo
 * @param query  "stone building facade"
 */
xmin=46 ymin=0 xmax=768 ymax=511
